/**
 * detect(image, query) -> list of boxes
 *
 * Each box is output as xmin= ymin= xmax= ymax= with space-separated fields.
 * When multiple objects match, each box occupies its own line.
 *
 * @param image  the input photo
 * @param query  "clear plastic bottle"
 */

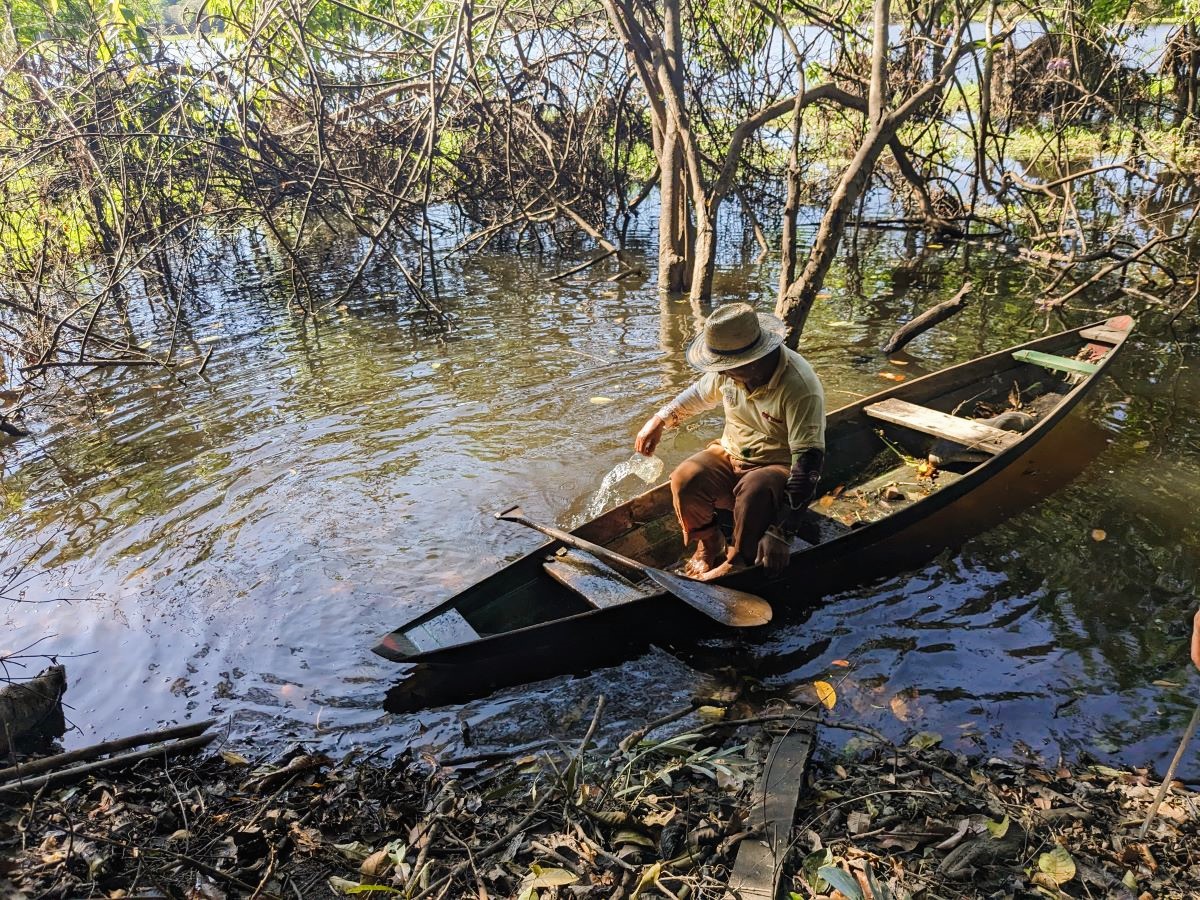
xmin=627 ymin=452 xmax=664 ymax=484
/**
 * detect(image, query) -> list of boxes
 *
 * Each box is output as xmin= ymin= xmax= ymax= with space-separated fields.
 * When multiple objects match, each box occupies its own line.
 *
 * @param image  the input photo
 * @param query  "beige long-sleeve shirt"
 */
xmin=656 ymin=347 xmax=825 ymax=465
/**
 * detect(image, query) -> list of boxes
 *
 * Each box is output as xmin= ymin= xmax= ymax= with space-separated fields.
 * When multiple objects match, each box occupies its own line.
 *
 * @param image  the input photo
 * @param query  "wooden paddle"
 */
xmin=495 ymin=505 xmax=772 ymax=628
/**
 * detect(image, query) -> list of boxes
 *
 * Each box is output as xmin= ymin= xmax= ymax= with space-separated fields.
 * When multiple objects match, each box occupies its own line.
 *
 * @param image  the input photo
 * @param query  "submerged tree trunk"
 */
xmin=658 ymin=129 xmax=690 ymax=292
xmin=776 ymin=0 xmax=972 ymax=343
xmin=778 ymin=133 xmax=893 ymax=335
xmin=0 ymin=665 xmax=67 ymax=754
xmin=603 ymin=0 xmax=697 ymax=295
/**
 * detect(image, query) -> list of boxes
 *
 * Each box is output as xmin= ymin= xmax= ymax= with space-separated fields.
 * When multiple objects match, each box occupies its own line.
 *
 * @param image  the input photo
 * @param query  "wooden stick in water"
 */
xmin=0 ymin=719 xmax=217 ymax=783
xmin=1139 ymin=704 xmax=1200 ymax=839
xmin=0 ymin=733 xmax=218 ymax=794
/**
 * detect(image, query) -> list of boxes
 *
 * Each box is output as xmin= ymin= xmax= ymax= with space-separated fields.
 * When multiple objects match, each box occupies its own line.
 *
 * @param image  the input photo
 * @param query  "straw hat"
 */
xmin=685 ymin=303 xmax=787 ymax=372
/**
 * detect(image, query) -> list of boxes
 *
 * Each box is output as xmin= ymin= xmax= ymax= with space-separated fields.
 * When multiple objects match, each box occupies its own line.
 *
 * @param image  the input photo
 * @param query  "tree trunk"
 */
xmin=776 ymin=132 xmax=891 ymax=339
xmin=777 ymin=105 xmax=804 ymax=306
xmin=974 ymin=0 xmax=999 ymax=202
xmin=0 ymin=666 xmax=67 ymax=755
xmin=658 ymin=129 xmax=689 ymax=293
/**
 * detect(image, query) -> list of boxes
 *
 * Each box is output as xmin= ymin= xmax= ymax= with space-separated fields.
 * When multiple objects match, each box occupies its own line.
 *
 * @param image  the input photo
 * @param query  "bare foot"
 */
xmin=683 ymin=526 xmax=726 ymax=577
xmin=694 ymin=558 xmax=747 ymax=582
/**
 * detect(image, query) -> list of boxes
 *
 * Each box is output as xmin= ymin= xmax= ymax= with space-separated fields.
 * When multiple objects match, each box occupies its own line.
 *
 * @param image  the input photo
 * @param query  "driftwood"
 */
xmin=0 ymin=665 xmax=67 ymax=755
xmin=1140 ymin=704 xmax=1200 ymax=838
xmin=0 ymin=718 xmax=216 ymax=783
xmin=0 ymin=731 xmax=217 ymax=794
xmin=881 ymin=282 xmax=972 ymax=354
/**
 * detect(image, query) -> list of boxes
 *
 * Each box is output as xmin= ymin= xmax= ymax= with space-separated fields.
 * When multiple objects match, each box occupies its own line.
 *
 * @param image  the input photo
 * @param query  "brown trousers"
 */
xmin=669 ymin=445 xmax=788 ymax=564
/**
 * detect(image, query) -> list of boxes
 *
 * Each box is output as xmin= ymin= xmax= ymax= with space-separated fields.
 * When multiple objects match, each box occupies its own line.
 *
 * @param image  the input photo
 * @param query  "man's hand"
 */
xmin=755 ymin=528 xmax=790 ymax=574
xmin=779 ymin=503 xmax=810 ymax=534
xmin=635 ymin=414 xmax=665 ymax=456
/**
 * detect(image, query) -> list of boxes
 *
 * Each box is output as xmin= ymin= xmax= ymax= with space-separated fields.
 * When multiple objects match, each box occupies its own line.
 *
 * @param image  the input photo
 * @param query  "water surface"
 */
xmin=3 ymin=216 xmax=1199 ymax=778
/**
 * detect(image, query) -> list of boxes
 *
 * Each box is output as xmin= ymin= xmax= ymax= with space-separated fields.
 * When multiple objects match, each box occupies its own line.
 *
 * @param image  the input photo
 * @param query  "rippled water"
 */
xmin=3 ymin=218 xmax=1200 ymax=778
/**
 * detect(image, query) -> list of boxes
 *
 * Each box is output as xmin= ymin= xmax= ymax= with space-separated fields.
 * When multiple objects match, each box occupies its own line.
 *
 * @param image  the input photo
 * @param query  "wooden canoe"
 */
xmin=373 ymin=316 xmax=1133 ymax=690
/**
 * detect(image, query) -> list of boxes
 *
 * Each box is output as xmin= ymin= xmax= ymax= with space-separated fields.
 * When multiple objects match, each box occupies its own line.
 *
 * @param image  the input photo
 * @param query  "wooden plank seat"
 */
xmin=396 ymin=608 xmax=481 ymax=655
xmin=1012 ymin=349 xmax=1099 ymax=376
xmin=1078 ymin=325 xmax=1126 ymax=345
xmin=864 ymin=398 xmax=1022 ymax=456
xmin=543 ymin=548 xmax=658 ymax=609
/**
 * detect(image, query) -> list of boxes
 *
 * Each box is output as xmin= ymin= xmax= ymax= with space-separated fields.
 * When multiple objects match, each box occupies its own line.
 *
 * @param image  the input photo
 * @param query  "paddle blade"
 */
xmin=643 ymin=568 xmax=772 ymax=628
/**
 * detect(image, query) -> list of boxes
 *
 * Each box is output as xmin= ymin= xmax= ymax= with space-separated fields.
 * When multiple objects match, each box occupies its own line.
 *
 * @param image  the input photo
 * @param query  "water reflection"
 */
xmin=1 ymin=217 xmax=1198 ymax=778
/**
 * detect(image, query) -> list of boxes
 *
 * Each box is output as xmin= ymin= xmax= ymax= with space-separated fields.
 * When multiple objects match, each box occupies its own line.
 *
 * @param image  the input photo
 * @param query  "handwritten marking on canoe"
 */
xmin=543 ymin=549 xmax=659 ymax=609
xmin=864 ymin=398 xmax=1022 ymax=455
xmin=403 ymin=609 xmax=481 ymax=653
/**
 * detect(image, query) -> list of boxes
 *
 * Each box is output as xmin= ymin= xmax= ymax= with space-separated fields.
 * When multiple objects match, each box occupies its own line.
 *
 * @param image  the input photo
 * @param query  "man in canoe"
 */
xmin=634 ymin=303 xmax=825 ymax=580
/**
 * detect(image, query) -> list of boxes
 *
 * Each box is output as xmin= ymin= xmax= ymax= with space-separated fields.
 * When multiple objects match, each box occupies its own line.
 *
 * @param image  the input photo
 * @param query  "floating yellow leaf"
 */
xmin=879 ymin=372 xmax=907 ymax=382
xmin=888 ymin=359 xmax=910 ymax=366
xmin=1133 ymin=440 xmax=1150 ymax=450
xmin=813 ymin=680 xmax=837 ymax=710
xmin=889 ymin=694 xmax=911 ymax=722
xmin=589 ymin=397 xmax=614 ymax=405
xmin=1091 ymin=529 xmax=1107 ymax=541
xmin=1038 ymin=846 xmax=1076 ymax=885
xmin=831 ymin=659 xmax=851 ymax=668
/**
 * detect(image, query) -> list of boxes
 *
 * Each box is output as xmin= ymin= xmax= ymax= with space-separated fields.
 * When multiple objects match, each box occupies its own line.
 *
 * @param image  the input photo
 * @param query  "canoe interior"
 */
xmin=374 ymin=316 xmax=1131 ymax=665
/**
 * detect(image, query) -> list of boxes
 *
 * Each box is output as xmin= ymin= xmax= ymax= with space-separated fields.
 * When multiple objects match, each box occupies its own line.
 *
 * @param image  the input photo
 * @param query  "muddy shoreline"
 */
xmin=3 ymin=687 xmax=1198 ymax=900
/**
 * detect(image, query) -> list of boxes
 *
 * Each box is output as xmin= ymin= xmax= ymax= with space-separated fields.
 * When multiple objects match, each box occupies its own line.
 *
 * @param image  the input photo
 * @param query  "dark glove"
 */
xmin=779 ymin=448 xmax=823 ymax=532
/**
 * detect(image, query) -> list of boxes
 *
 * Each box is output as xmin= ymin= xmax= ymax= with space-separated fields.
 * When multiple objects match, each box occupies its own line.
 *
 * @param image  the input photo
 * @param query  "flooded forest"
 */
xmin=2 ymin=0 xmax=1200 ymax=896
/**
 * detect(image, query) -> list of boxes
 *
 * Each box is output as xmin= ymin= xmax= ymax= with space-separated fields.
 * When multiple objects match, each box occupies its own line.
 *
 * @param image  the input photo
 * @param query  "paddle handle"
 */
xmin=495 ymin=506 xmax=648 ymax=581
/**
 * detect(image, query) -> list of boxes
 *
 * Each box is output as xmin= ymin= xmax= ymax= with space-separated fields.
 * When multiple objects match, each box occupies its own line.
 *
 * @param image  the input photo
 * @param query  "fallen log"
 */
xmin=881 ymin=282 xmax=972 ymax=354
xmin=0 ymin=665 xmax=67 ymax=755
xmin=0 ymin=731 xmax=217 ymax=794
xmin=0 ymin=718 xmax=216 ymax=783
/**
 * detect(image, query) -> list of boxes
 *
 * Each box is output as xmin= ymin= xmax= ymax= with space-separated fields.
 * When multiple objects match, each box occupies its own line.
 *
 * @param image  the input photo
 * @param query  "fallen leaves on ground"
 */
xmin=792 ymin=733 xmax=1200 ymax=899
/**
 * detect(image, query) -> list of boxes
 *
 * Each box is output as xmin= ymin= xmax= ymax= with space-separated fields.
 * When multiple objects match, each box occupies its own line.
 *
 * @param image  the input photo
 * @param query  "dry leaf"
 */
xmin=847 ymin=810 xmax=873 ymax=834
xmin=879 ymin=372 xmax=907 ymax=382
xmin=831 ymin=659 xmax=851 ymax=668
xmin=589 ymin=397 xmax=614 ymax=405
xmin=1038 ymin=846 xmax=1076 ymax=885
xmin=360 ymin=849 xmax=389 ymax=877
xmin=889 ymin=695 xmax=911 ymax=722
xmin=888 ymin=359 xmax=910 ymax=366
xmin=1092 ymin=529 xmax=1107 ymax=541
